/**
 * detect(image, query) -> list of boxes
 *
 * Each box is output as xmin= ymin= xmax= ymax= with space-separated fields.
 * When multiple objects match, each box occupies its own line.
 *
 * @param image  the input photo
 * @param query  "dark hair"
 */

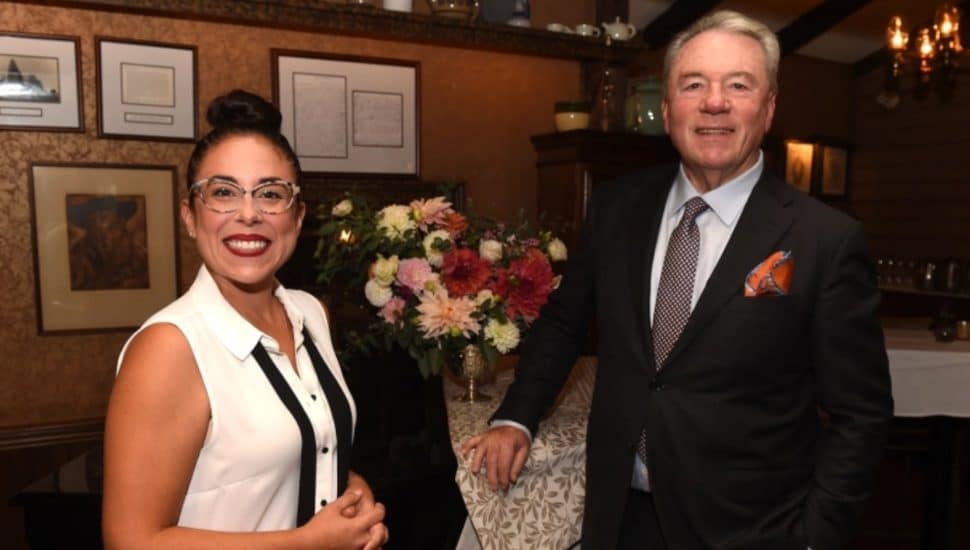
xmin=186 ymin=89 xmax=301 ymax=190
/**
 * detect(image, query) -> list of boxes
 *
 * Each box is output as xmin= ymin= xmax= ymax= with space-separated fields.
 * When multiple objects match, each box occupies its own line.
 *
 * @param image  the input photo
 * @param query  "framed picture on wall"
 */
xmin=96 ymin=38 xmax=197 ymax=140
xmin=784 ymin=140 xmax=816 ymax=194
xmin=29 ymin=163 xmax=181 ymax=334
xmin=819 ymin=145 xmax=849 ymax=197
xmin=0 ymin=32 xmax=83 ymax=131
xmin=272 ymin=50 xmax=420 ymax=176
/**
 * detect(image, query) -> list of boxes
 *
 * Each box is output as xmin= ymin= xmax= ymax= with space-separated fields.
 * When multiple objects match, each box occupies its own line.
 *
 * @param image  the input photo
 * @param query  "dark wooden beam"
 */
xmin=640 ymin=0 xmax=721 ymax=50
xmin=854 ymin=0 xmax=970 ymax=76
xmin=596 ymin=0 xmax=628 ymax=24
xmin=776 ymin=0 xmax=872 ymax=56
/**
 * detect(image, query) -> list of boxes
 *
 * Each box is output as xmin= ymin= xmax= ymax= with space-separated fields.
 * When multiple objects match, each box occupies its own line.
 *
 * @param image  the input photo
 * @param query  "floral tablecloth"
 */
xmin=444 ymin=357 xmax=596 ymax=550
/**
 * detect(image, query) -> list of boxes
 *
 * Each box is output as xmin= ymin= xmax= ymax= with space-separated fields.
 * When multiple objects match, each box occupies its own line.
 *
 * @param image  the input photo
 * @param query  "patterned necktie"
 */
xmin=638 ymin=196 xmax=709 ymax=465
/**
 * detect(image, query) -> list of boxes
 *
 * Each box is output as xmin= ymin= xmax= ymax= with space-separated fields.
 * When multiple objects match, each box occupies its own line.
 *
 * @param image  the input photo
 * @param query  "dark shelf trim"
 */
xmin=22 ymin=0 xmax=644 ymax=63
xmin=879 ymin=285 xmax=970 ymax=300
xmin=0 ymin=418 xmax=104 ymax=451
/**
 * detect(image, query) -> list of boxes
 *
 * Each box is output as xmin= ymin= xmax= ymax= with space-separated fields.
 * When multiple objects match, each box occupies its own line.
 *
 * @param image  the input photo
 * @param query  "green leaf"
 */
xmin=481 ymin=342 xmax=499 ymax=369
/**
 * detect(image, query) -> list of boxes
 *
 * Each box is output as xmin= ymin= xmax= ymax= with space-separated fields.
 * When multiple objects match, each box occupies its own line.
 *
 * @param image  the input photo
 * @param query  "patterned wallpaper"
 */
xmin=0 ymin=2 xmax=581 ymax=427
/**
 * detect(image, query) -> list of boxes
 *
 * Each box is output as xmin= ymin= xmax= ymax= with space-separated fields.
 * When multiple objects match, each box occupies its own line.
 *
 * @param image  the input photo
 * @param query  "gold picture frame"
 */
xmin=784 ymin=140 xmax=815 ymax=194
xmin=29 ymin=163 xmax=180 ymax=334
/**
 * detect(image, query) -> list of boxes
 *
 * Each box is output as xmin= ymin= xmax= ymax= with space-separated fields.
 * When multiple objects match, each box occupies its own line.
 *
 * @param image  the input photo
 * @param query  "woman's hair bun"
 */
xmin=205 ymin=89 xmax=282 ymax=135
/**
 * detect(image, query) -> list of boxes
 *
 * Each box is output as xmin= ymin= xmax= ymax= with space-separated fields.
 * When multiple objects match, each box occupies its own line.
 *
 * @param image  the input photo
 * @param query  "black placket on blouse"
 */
xmin=251 ymin=327 xmax=353 ymax=526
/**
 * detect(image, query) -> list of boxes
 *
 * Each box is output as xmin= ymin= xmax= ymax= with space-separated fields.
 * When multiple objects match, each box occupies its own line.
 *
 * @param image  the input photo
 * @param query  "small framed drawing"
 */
xmin=96 ymin=38 xmax=197 ymax=140
xmin=0 ymin=32 xmax=83 ymax=131
xmin=819 ymin=145 xmax=849 ymax=197
xmin=784 ymin=140 xmax=816 ymax=194
xmin=29 ymin=163 xmax=181 ymax=334
xmin=272 ymin=50 xmax=420 ymax=176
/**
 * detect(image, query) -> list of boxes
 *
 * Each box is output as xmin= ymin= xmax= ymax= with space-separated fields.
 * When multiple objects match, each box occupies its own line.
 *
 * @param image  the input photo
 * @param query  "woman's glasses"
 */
xmin=190 ymin=177 xmax=300 ymax=215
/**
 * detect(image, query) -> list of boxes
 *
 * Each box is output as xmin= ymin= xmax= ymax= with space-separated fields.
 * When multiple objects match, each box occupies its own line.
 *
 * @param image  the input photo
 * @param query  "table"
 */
xmin=445 ymin=323 xmax=970 ymax=550
xmin=883 ymin=320 xmax=970 ymax=550
xmin=445 ymin=357 xmax=596 ymax=550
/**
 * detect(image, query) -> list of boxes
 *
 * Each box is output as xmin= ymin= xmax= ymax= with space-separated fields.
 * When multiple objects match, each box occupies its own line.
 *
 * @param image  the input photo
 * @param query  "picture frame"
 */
xmin=272 ymin=50 xmax=420 ymax=176
xmin=818 ymin=144 xmax=849 ymax=197
xmin=96 ymin=37 xmax=197 ymax=141
xmin=0 ymin=32 xmax=83 ymax=131
xmin=29 ymin=163 xmax=181 ymax=334
xmin=784 ymin=140 xmax=816 ymax=194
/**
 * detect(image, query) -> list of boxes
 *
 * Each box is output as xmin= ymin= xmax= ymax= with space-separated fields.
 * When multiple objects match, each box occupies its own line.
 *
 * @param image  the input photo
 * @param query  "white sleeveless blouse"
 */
xmin=117 ymin=266 xmax=356 ymax=531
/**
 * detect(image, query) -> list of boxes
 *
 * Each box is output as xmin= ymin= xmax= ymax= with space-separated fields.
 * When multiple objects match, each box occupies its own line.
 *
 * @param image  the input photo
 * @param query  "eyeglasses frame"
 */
xmin=189 ymin=177 xmax=301 ymax=215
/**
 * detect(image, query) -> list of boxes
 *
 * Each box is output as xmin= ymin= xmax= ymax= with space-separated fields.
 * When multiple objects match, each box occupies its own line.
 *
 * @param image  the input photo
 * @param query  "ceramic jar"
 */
xmin=383 ymin=0 xmax=413 ymax=11
xmin=427 ymin=0 xmax=480 ymax=21
xmin=554 ymin=101 xmax=591 ymax=132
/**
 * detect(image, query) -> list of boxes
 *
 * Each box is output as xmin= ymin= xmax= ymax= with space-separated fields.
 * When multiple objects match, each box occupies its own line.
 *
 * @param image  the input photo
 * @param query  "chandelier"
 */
xmin=880 ymin=3 xmax=964 ymax=107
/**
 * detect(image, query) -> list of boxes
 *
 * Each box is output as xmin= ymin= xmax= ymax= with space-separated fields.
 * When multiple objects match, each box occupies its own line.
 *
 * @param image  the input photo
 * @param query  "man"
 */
xmin=462 ymin=10 xmax=893 ymax=549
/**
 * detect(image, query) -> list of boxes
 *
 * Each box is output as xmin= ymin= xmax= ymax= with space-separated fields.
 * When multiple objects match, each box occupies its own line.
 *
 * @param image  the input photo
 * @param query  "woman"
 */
xmin=103 ymin=90 xmax=388 ymax=549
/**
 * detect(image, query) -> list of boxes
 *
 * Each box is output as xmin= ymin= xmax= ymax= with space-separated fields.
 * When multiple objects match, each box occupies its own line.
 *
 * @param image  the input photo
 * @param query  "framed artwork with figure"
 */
xmin=29 ymin=163 xmax=181 ymax=334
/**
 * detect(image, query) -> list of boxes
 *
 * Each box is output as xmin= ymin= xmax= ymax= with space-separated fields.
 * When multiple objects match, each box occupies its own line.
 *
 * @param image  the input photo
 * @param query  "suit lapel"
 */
xmin=661 ymin=172 xmax=795 ymax=369
xmin=626 ymin=167 xmax=677 ymax=371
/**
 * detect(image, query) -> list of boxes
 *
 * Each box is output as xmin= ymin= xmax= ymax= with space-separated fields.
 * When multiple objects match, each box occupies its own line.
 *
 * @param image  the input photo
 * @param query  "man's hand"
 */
xmin=460 ymin=425 xmax=531 ymax=491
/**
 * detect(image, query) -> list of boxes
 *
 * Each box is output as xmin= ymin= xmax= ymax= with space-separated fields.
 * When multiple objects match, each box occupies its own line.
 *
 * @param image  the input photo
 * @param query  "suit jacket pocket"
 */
xmin=707 ymin=295 xmax=806 ymax=375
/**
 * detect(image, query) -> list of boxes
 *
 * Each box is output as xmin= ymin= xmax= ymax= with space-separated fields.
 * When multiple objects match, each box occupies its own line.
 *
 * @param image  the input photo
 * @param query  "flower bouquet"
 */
xmin=315 ymin=194 xmax=567 ymax=380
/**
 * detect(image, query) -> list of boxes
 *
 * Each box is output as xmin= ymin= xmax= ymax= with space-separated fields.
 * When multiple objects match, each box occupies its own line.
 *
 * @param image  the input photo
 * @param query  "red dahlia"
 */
xmin=442 ymin=248 xmax=491 ymax=297
xmin=492 ymin=248 xmax=555 ymax=321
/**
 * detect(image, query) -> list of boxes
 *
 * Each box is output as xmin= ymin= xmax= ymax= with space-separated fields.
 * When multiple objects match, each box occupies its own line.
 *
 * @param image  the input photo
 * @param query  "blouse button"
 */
xmin=311 ymin=394 xmax=317 ymax=400
xmin=321 ymin=446 xmax=329 ymax=454
xmin=320 ymin=498 xmax=327 ymax=506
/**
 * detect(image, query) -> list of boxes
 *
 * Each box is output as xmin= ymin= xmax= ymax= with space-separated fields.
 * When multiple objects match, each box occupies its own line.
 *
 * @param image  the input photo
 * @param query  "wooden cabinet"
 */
xmin=531 ymin=130 xmax=678 ymax=247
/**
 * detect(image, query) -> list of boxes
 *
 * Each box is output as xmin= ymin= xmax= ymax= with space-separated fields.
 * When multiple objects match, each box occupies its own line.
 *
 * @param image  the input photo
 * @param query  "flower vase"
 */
xmin=446 ymin=344 xmax=492 ymax=402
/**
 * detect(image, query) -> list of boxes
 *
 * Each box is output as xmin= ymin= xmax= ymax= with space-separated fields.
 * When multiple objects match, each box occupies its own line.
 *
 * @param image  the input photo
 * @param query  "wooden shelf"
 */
xmin=879 ymin=285 xmax=970 ymax=300
xmin=43 ymin=0 xmax=645 ymax=63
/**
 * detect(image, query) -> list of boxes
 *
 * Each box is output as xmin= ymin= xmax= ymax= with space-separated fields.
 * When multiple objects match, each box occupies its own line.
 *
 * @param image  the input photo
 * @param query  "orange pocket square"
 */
xmin=744 ymin=250 xmax=793 ymax=297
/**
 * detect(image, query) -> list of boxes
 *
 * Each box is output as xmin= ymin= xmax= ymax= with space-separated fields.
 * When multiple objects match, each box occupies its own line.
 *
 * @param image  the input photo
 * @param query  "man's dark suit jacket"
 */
xmin=493 ymin=163 xmax=894 ymax=549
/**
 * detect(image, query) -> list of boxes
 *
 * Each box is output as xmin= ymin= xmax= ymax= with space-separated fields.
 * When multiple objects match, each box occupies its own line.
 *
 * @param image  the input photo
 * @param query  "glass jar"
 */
xmin=627 ymin=77 xmax=664 ymax=135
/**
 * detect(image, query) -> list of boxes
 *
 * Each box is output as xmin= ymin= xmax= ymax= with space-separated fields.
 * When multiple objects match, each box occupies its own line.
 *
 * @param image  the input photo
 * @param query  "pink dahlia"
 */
xmin=396 ymin=258 xmax=434 ymax=293
xmin=416 ymin=292 xmax=480 ymax=339
xmin=379 ymin=296 xmax=407 ymax=326
xmin=441 ymin=248 xmax=492 ymax=297
xmin=410 ymin=197 xmax=453 ymax=230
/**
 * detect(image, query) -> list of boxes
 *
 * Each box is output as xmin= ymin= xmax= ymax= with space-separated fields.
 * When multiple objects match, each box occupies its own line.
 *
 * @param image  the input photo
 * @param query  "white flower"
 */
xmin=547 ymin=238 xmax=568 ymax=262
xmin=424 ymin=273 xmax=444 ymax=295
xmin=475 ymin=289 xmax=495 ymax=307
xmin=371 ymin=254 xmax=399 ymax=287
xmin=484 ymin=319 xmax=521 ymax=354
xmin=331 ymin=199 xmax=353 ymax=217
xmin=423 ymin=229 xmax=452 ymax=267
xmin=479 ymin=239 xmax=503 ymax=263
xmin=364 ymin=279 xmax=393 ymax=307
xmin=376 ymin=204 xmax=416 ymax=240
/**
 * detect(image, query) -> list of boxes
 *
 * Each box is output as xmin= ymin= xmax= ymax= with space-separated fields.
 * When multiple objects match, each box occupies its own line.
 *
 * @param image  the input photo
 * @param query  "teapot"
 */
xmin=601 ymin=17 xmax=637 ymax=41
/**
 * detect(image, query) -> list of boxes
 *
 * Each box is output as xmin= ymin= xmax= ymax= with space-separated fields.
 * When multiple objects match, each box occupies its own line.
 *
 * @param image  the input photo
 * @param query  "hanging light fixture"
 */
xmin=880 ymin=3 xmax=964 ymax=108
